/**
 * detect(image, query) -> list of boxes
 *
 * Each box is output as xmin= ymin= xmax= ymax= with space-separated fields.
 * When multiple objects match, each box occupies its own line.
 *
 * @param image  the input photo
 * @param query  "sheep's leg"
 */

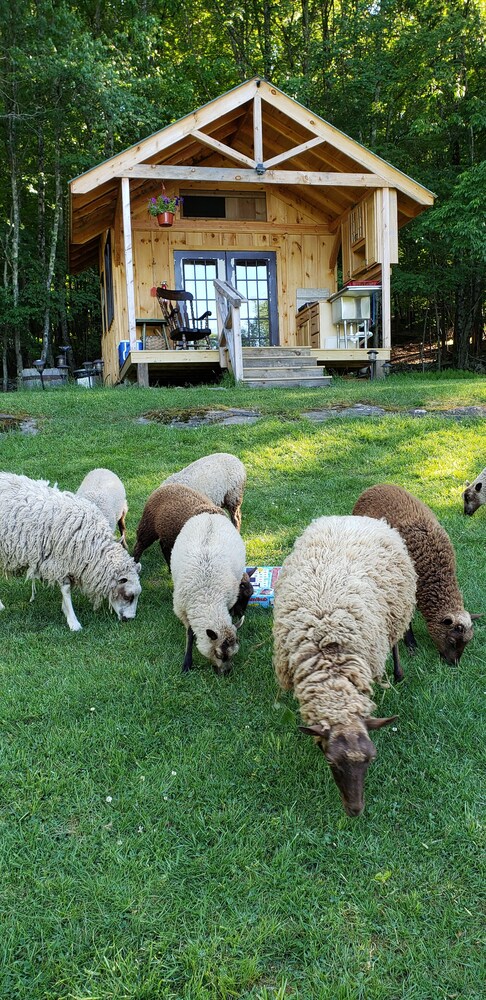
xmin=404 ymin=624 xmax=418 ymax=655
xmin=160 ymin=541 xmax=172 ymax=567
xmin=0 ymin=598 xmax=4 ymax=611
xmin=231 ymin=572 xmax=254 ymax=627
xmin=30 ymin=579 xmax=36 ymax=603
xmin=224 ymin=493 xmax=242 ymax=532
xmin=392 ymin=643 xmax=404 ymax=683
xmin=60 ymin=578 xmax=82 ymax=632
xmin=132 ymin=520 xmax=158 ymax=562
xmin=182 ymin=627 xmax=195 ymax=672
xmin=117 ymin=514 xmax=128 ymax=550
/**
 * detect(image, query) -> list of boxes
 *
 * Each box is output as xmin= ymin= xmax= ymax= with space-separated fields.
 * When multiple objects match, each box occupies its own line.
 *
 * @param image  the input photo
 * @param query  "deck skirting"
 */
xmin=117 ymin=347 xmax=391 ymax=385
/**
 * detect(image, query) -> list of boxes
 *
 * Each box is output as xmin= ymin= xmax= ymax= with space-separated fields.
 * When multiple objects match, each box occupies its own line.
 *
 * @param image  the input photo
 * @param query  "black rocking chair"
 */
xmin=156 ymin=288 xmax=212 ymax=349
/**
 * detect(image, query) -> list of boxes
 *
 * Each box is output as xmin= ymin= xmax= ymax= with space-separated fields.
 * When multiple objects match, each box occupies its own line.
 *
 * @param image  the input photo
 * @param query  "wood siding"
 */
xmin=102 ymin=183 xmax=399 ymax=383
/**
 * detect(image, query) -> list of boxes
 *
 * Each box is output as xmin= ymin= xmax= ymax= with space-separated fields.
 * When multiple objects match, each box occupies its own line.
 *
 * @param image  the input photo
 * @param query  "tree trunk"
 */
xmin=41 ymin=141 xmax=62 ymax=363
xmin=453 ymin=278 xmax=474 ymax=369
xmin=6 ymin=79 xmax=23 ymax=377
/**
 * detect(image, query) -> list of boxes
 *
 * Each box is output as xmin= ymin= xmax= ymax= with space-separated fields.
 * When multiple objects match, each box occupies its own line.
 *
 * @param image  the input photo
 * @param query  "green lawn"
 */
xmin=0 ymin=374 xmax=484 ymax=999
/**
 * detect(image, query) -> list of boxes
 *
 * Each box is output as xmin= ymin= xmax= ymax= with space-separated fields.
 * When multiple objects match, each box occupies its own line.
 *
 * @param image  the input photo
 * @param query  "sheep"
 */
xmin=463 ymin=467 xmax=486 ymax=516
xmin=170 ymin=512 xmax=249 ymax=675
xmin=133 ymin=482 xmax=227 ymax=565
xmin=76 ymin=467 xmax=128 ymax=548
xmin=352 ymin=483 xmax=477 ymax=666
xmin=0 ymin=472 xmax=141 ymax=631
xmin=162 ymin=453 xmax=246 ymax=530
xmin=273 ymin=514 xmax=416 ymax=817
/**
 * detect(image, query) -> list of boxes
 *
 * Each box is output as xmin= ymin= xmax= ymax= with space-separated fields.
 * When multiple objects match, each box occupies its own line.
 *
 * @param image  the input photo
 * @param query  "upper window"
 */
xmin=181 ymin=191 xmax=266 ymax=222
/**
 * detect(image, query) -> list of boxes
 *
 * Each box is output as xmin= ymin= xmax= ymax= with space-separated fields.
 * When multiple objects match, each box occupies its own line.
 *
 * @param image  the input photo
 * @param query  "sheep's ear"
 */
xmin=465 ymin=480 xmax=470 ymax=486
xmin=299 ymin=724 xmax=330 ymax=740
xmin=365 ymin=715 xmax=398 ymax=730
xmin=470 ymin=613 xmax=483 ymax=620
xmin=206 ymin=628 xmax=218 ymax=641
xmin=135 ymin=562 xmax=142 ymax=574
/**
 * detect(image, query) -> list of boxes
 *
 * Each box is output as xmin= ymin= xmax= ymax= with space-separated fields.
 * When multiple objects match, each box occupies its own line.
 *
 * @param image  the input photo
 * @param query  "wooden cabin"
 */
xmin=68 ymin=78 xmax=435 ymax=387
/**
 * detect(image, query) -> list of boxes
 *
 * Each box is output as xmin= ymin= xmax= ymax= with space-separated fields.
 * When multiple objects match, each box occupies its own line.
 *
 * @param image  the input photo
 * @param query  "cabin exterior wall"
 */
xmin=100 ymin=183 xmax=399 ymax=384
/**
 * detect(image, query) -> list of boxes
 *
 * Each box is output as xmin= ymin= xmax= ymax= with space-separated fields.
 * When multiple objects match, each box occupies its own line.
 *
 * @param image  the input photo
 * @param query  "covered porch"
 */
xmin=68 ymin=78 xmax=433 ymax=386
xmin=119 ymin=278 xmax=390 ymax=387
xmin=118 ymin=345 xmax=391 ymax=387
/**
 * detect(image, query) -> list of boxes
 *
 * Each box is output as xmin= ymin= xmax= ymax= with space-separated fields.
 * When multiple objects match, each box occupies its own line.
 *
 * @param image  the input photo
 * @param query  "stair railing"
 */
xmin=214 ymin=279 xmax=246 ymax=383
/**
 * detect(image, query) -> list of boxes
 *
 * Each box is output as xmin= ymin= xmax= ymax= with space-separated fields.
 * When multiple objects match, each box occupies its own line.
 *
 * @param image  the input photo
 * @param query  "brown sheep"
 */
xmin=352 ymin=484 xmax=477 ymax=667
xmin=133 ymin=482 xmax=253 ymax=625
xmin=133 ymin=483 xmax=226 ymax=565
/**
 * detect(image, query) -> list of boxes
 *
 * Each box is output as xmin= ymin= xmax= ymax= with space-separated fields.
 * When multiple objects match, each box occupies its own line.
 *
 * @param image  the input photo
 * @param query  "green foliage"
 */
xmin=0 ymin=378 xmax=484 ymax=998
xmin=0 ymin=0 xmax=484 ymax=376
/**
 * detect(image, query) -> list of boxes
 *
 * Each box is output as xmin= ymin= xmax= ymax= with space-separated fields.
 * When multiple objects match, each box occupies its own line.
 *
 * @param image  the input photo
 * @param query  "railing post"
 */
xmin=213 ymin=279 xmax=246 ymax=383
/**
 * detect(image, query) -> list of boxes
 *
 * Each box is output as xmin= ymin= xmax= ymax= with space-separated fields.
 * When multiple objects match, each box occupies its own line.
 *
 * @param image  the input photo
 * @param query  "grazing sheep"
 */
xmin=273 ymin=515 xmax=416 ymax=817
xmin=163 ymin=453 xmax=246 ymax=530
xmin=170 ymin=512 xmax=249 ymax=675
xmin=0 ymin=472 xmax=141 ymax=631
xmin=76 ymin=467 xmax=128 ymax=548
xmin=133 ymin=482 xmax=226 ymax=565
xmin=353 ymin=484 xmax=476 ymax=665
xmin=463 ymin=467 xmax=486 ymax=516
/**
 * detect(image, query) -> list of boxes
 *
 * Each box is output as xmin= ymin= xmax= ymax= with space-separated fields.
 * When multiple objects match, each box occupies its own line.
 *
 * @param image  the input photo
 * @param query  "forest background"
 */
xmin=0 ymin=0 xmax=484 ymax=387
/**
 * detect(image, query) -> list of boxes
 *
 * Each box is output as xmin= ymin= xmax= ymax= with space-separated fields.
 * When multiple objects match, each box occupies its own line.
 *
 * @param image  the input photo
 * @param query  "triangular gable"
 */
xmin=69 ymin=78 xmax=434 ymax=206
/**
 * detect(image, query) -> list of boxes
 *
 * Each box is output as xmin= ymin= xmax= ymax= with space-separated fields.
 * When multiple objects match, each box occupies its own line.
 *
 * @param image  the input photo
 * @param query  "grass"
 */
xmin=0 ymin=373 xmax=484 ymax=999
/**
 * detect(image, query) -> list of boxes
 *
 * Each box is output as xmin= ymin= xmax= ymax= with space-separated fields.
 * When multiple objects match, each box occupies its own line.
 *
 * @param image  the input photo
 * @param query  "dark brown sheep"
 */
xmin=133 ymin=483 xmax=252 ymax=627
xmin=133 ymin=483 xmax=226 ymax=566
xmin=353 ymin=484 xmax=476 ymax=666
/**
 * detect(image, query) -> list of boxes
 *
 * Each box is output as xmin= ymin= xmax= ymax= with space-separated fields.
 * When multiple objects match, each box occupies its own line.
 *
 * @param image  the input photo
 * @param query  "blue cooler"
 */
xmin=118 ymin=341 xmax=143 ymax=367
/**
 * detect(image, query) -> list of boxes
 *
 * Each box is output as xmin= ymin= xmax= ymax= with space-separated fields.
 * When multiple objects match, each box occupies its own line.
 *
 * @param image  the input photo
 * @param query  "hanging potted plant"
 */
xmin=148 ymin=194 xmax=183 ymax=227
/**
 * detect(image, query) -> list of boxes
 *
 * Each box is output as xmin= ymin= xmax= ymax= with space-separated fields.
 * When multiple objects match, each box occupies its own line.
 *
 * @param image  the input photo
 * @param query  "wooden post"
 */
xmin=253 ymin=90 xmax=263 ymax=165
xmin=121 ymin=177 xmax=136 ymax=349
xmin=214 ymin=279 xmax=245 ymax=382
xmin=381 ymin=187 xmax=391 ymax=349
xmin=232 ymin=302 xmax=243 ymax=383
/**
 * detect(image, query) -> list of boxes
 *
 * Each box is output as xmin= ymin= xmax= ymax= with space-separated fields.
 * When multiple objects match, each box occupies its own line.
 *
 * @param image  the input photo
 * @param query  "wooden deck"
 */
xmin=118 ymin=347 xmax=391 ymax=385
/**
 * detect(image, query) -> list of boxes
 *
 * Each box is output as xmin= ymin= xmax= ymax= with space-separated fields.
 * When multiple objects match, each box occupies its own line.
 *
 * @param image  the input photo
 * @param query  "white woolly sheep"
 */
xmin=0 ymin=472 xmax=141 ymax=631
xmin=353 ymin=484 xmax=477 ymax=665
xmin=163 ymin=453 xmax=246 ymax=530
xmin=76 ymin=467 xmax=128 ymax=548
xmin=273 ymin=514 xmax=416 ymax=817
xmin=463 ymin=467 xmax=486 ymax=516
xmin=170 ymin=512 xmax=249 ymax=675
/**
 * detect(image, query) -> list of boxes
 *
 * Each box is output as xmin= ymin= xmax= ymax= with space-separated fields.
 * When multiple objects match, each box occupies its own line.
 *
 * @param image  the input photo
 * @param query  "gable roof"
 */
xmin=69 ymin=77 xmax=435 ymax=272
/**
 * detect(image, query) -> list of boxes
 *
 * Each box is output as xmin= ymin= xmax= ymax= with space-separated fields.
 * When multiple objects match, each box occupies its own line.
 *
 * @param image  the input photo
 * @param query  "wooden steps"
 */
xmin=240 ymin=347 xmax=332 ymax=389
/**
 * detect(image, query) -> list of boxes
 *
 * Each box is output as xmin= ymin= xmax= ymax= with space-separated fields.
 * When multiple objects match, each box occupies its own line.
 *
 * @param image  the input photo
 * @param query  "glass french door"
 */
xmin=174 ymin=251 xmax=279 ymax=347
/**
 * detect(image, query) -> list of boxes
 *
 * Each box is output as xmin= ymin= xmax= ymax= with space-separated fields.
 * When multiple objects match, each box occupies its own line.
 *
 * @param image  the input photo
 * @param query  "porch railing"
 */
xmin=214 ymin=279 xmax=246 ymax=383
